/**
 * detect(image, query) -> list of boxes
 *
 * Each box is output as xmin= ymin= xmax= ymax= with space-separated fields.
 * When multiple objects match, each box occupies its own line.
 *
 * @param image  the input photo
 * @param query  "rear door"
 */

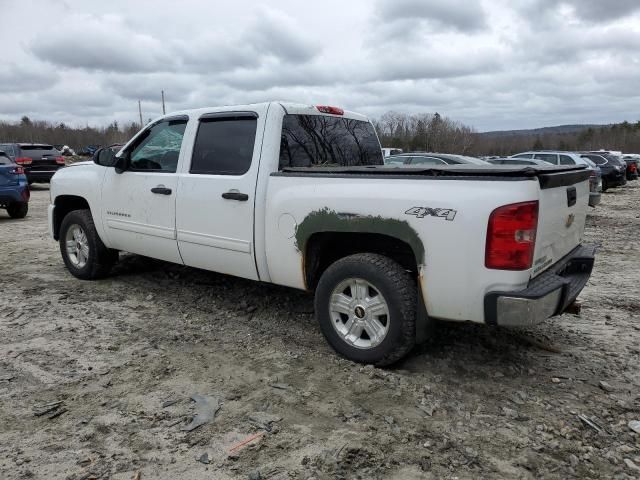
xmin=531 ymin=169 xmax=591 ymax=277
xmin=175 ymin=107 xmax=266 ymax=280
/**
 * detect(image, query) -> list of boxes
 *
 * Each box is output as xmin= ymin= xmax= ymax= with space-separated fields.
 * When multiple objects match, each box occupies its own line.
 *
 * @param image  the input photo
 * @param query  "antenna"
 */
xmin=161 ymin=90 xmax=166 ymax=115
xmin=138 ymin=100 xmax=143 ymax=127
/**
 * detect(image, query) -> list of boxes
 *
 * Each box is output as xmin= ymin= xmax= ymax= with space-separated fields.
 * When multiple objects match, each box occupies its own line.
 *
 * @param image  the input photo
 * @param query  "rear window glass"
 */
xmin=584 ymin=155 xmax=606 ymax=165
xmin=559 ymin=155 xmax=575 ymax=165
xmin=0 ymin=144 xmax=14 ymax=156
xmin=0 ymin=154 xmax=12 ymax=165
xmin=190 ymin=117 xmax=257 ymax=175
xmin=20 ymin=145 xmax=54 ymax=151
xmin=279 ymin=114 xmax=383 ymax=169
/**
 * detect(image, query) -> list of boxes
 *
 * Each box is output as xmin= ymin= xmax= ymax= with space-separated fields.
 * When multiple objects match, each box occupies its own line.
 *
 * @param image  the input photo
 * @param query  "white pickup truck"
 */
xmin=49 ymin=102 xmax=595 ymax=365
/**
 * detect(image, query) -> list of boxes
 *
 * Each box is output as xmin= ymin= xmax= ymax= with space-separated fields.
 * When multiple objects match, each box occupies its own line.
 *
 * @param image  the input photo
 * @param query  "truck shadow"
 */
xmin=110 ymin=253 xmax=586 ymax=375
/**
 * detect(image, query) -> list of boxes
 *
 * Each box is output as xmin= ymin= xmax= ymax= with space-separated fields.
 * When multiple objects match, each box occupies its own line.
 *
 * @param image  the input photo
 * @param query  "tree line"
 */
xmin=0 ymin=116 xmax=141 ymax=152
xmin=1 ymin=113 xmax=639 ymax=156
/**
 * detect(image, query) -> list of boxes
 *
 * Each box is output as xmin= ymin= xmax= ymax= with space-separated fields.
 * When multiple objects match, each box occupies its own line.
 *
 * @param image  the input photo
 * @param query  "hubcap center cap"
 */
xmin=354 ymin=305 xmax=366 ymax=319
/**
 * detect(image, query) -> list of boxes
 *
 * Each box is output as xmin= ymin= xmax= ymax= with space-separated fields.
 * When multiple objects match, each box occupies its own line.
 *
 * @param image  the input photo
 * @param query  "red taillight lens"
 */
xmin=631 ymin=163 xmax=637 ymax=173
xmin=11 ymin=166 xmax=25 ymax=175
xmin=15 ymin=157 xmax=32 ymax=165
xmin=316 ymin=105 xmax=344 ymax=115
xmin=485 ymin=201 xmax=539 ymax=270
xmin=55 ymin=156 xmax=65 ymax=165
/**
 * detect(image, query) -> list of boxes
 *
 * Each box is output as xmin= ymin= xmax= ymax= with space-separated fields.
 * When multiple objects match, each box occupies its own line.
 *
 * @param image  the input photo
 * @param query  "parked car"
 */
xmin=385 ymin=152 xmax=489 ymax=166
xmin=511 ymin=151 xmax=605 ymax=203
xmin=621 ymin=155 xmax=639 ymax=181
xmin=381 ymin=147 xmax=403 ymax=157
xmin=580 ymin=153 xmax=626 ymax=191
xmin=589 ymin=151 xmax=636 ymax=181
xmin=0 ymin=143 xmax=65 ymax=184
xmin=48 ymin=102 xmax=595 ymax=365
xmin=0 ymin=150 xmax=29 ymax=218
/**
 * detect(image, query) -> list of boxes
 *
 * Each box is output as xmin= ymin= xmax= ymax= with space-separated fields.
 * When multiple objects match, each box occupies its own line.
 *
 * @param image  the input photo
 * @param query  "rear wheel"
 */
xmin=59 ymin=209 xmax=118 ymax=280
xmin=602 ymin=179 xmax=608 ymax=192
xmin=315 ymin=253 xmax=416 ymax=366
xmin=6 ymin=202 xmax=28 ymax=219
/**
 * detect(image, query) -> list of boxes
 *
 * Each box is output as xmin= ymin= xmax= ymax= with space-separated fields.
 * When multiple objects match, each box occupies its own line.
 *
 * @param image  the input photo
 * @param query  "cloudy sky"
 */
xmin=1 ymin=0 xmax=639 ymax=131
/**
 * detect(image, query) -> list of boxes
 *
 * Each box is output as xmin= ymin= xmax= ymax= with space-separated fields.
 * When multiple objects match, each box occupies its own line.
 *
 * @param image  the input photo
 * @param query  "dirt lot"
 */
xmin=1 ymin=184 xmax=639 ymax=480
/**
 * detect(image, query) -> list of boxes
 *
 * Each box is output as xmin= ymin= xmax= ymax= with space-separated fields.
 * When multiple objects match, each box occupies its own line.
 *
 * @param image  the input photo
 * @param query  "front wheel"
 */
xmin=7 ymin=202 xmax=28 ymax=219
xmin=315 ymin=253 xmax=417 ymax=366
xmin=59 ymin=209 xmax=118 ymax=280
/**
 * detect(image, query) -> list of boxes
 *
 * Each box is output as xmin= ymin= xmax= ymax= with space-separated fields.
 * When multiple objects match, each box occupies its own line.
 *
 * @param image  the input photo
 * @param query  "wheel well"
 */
xmin=304 ymin=232 xmax=418 ymax=290
xmin=53 ymin=195 xmax=90 ymax=240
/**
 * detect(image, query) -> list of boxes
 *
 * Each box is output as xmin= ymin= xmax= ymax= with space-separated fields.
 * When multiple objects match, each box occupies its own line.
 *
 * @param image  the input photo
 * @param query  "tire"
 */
xmin=602 ymin=180 xmax=608 ymax=192
xmin=6 ymin=202 xmax=28 ymax=219
xmin=59 ymin=209 xmax=118 ymax=280
xmin=315 ymin=253 xmax=417 ymax=366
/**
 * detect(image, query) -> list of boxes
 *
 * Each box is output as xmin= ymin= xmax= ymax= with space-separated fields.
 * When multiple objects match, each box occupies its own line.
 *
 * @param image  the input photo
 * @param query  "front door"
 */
xmin=101 ymin=118 xmax=188 ymax=264
xmin=176 ymin=110 xmax=264 ymax=280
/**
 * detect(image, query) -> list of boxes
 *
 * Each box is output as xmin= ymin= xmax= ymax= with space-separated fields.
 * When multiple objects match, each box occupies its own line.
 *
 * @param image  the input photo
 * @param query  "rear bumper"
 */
xmin=588 ymin=192 xmax=601 ymax=207
xmin=0 ymin=184 xmax=29 ymax=205
xmin=484 ymin=244 xmax=596 ymax=327
xmin=26 ymin=170 xmax=57 ymax=182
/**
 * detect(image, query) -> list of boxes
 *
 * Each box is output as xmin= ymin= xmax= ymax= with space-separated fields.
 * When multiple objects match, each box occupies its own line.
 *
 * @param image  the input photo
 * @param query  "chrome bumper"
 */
xmin=484 ymin=244 xmax=596 ymax=327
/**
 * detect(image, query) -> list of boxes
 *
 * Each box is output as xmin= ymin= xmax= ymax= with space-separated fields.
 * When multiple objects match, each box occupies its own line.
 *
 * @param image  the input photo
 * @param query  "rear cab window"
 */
xmin=279 ymin=114 xmax=383 ymax=169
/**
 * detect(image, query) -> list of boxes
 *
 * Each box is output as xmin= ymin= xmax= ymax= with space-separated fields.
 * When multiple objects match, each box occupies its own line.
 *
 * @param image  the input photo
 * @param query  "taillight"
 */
xmin=10 ymin=166 xmax=25 ymax=175
xmin=631 ymin=163 xmax=637 ymax=173
xmin=15 ymin=157 xmax=32 ymax=165
xmin=485 ymin=201 xmax=539 ymax=270
xmin=316 ymin=105 xmax=344 ymax=115
xmin=55 ymin=156 xmax=65 ymax=165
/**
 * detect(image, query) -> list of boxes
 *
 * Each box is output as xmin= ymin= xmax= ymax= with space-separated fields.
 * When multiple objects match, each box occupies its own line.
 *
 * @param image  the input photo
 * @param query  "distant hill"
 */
xmin=480 ymin=124 xmax=607 ymax=138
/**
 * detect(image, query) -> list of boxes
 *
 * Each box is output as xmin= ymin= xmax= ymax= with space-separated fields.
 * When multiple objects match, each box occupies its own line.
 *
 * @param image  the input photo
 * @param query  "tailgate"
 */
xmin=531 ymin=169 xmax=591 ymax=277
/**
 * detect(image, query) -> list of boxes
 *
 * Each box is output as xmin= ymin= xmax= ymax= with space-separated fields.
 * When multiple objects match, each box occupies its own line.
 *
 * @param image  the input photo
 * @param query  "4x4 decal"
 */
xmin=405 ymin=206 xmax=457 ymax=221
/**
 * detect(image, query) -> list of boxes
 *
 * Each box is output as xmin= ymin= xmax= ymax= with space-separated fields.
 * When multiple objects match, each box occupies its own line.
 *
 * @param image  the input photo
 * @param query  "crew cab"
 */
xmin=48 ymin=102 xmax=595 ymax=365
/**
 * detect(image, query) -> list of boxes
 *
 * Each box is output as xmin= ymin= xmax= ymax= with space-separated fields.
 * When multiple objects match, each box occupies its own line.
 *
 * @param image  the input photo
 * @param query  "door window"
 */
xmin=128 ymin=119 xmax=187 ymax=173
xmin=190 ymin=116 xmax=257 ymax=175
xmin=534 ymin=153 xmax=559 ymax=164
xmin=559 ymin=155 xmax=575 ymax=165
xmin=408 ymin=156 xmax=447 ymax=165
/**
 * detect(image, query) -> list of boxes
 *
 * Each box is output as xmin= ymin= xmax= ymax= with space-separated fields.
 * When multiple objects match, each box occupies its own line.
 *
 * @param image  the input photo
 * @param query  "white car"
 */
xmin=48 ymin=102 xmax=596 ymax=365
xmin=511 ymin=151 xmax=601 ymax=207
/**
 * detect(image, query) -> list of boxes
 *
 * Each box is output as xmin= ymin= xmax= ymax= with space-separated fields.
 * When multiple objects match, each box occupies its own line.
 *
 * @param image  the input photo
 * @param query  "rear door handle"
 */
xmin=151 ymin=186 xmax=172 ymax=195
xmin=222 ymin=191 xmax=249 ymax=201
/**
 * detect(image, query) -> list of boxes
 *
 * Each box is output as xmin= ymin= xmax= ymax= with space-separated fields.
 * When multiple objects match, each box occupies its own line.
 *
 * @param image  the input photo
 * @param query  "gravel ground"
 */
xmin=0 ymin=183 xmax=639 ymax=480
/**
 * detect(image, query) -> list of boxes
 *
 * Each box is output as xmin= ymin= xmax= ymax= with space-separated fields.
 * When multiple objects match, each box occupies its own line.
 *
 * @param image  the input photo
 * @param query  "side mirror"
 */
xmin=94 ymin=148 xmax=117 ymax=167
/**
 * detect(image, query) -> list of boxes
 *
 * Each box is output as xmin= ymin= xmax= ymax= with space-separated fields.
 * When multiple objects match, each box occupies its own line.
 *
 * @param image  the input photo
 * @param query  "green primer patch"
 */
xmin=294 ymin=208 xmax=425 ymax=264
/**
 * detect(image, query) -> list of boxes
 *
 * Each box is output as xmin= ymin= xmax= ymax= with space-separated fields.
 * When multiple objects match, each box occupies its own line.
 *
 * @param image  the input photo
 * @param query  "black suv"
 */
xmin=581 ymin=153 xmax=626 ymax=191
xmin=0 ymin=143 xmax=65 ymax=184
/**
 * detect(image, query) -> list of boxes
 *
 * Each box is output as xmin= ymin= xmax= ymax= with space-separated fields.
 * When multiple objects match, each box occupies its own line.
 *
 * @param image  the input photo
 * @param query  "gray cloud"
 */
xmin=521 ymin=0 xmax=640 ymax=22
xmin=376 ymin=0 xmax=487 ymax=33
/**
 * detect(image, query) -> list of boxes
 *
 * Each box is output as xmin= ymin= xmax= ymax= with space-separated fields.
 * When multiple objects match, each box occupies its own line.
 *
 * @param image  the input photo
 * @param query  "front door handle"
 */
xmin=151 ymin=186 xmax=172 ymax=195
xmin=222 ymin=191 xmax=249 ymax=201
